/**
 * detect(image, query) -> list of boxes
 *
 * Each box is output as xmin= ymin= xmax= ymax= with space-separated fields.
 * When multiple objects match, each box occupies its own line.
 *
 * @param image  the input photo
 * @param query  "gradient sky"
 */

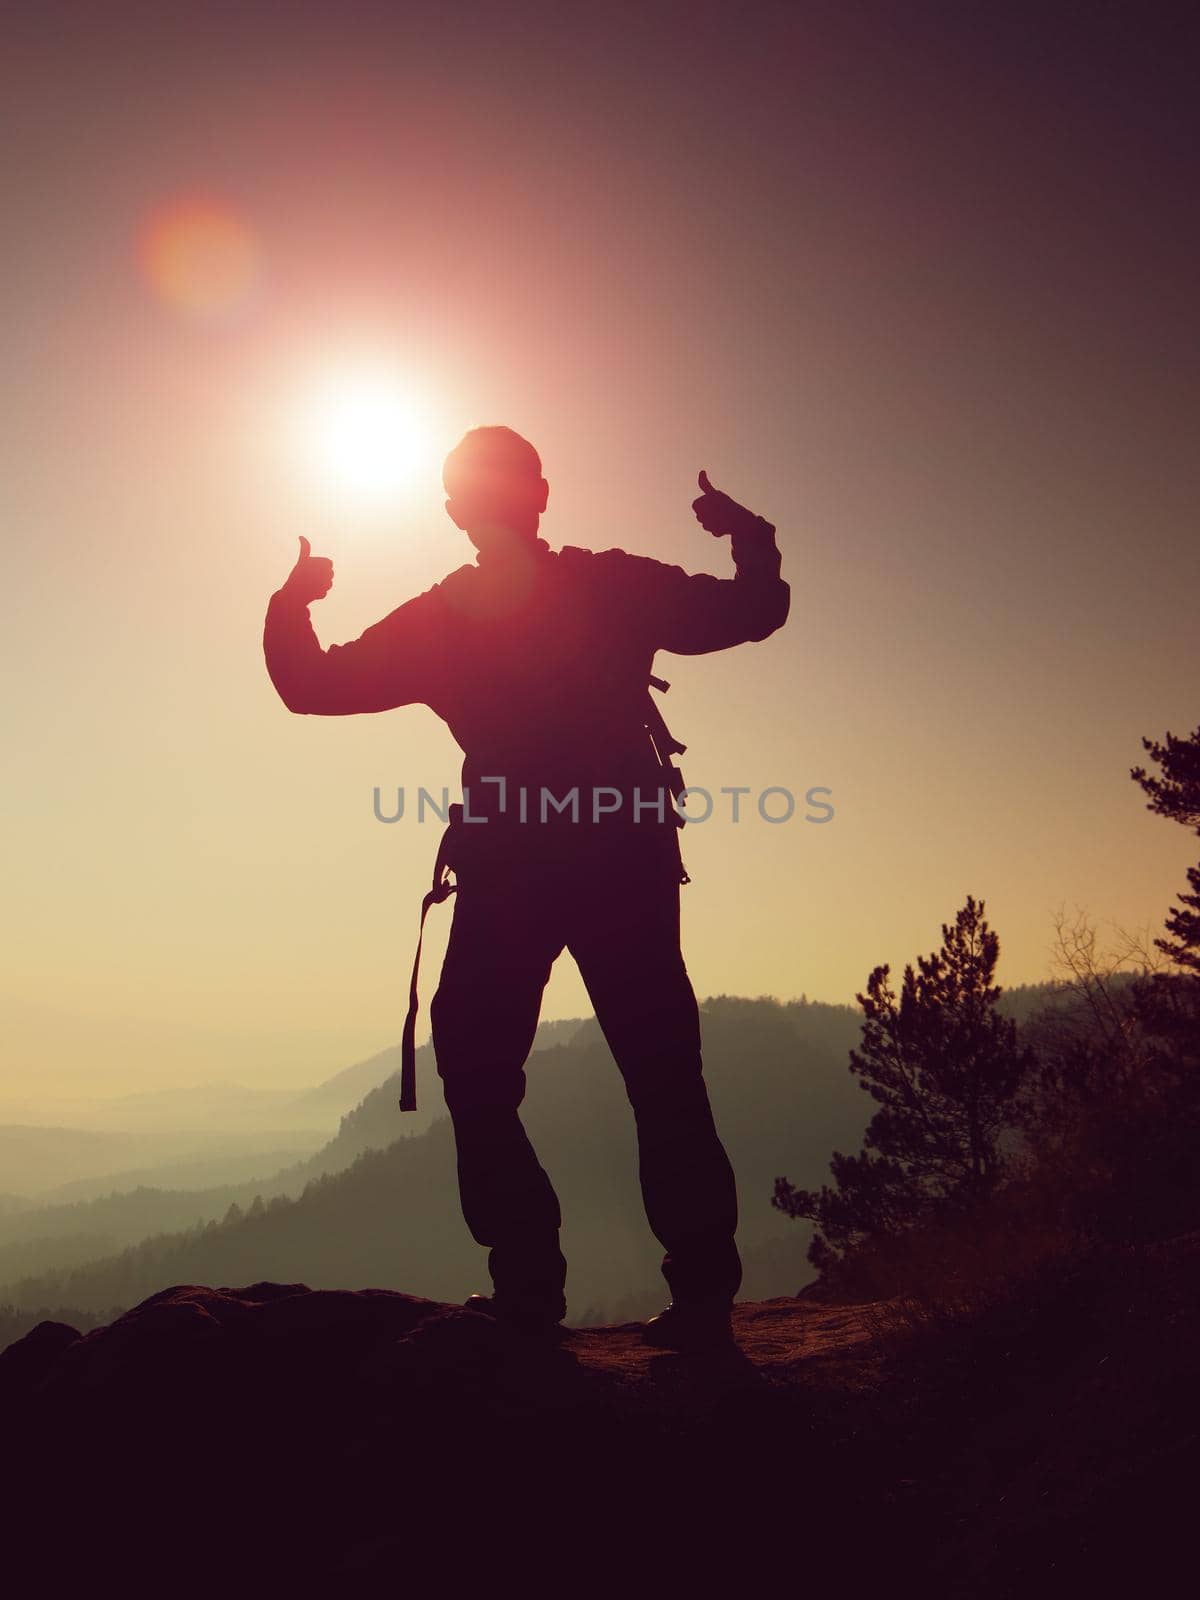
xmin=3 ymin=1 xmax=1198 ymax=1097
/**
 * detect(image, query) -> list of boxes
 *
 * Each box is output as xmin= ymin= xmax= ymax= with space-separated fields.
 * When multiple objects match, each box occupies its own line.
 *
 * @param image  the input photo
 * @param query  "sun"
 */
xmin=303 ymin=370 xmax=431 ymax=502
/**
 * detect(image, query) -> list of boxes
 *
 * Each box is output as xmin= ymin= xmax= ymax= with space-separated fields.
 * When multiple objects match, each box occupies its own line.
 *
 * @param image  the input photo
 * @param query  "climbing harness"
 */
xmin=398 ymin=677 xmax=692 ymax=1111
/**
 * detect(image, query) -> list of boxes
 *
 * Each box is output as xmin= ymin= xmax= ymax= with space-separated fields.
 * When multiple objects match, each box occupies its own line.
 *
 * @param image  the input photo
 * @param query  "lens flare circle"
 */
xmin=139 ymin=195 xmax=263 ymax=320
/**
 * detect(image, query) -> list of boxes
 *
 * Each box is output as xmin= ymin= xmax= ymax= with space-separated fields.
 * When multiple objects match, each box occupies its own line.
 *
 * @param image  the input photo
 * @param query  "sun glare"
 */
xmin=303 ymin=372 xmax=430 ymax=502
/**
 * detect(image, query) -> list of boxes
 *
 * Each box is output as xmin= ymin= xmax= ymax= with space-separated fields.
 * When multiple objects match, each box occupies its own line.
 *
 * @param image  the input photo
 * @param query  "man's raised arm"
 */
xmin=621 ymin=470 xmax=790 ymax=656
xmin=263 ymin=537 xmax=438 ymax=715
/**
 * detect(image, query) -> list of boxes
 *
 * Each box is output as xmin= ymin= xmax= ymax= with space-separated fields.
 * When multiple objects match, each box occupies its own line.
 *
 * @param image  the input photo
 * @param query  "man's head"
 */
xmin=443 ymin=426 xmax=548 ymax=553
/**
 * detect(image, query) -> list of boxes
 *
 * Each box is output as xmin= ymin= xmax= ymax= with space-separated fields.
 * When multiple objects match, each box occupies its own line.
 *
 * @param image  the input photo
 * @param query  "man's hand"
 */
xmin=280 ymin=535 xmax=334 ymax=604
xmin=691 ymin=470 xmax=773 ymax=540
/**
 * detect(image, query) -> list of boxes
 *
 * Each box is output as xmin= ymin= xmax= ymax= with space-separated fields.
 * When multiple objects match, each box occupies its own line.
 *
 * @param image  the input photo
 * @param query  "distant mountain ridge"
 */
xmin=3 ymin=997 xmax=872 ymax=1321
xmin=2 ymin=986 xmax=1076 ymax=1334
xmin=0 ymin=1018 xmax=588 ymax=1291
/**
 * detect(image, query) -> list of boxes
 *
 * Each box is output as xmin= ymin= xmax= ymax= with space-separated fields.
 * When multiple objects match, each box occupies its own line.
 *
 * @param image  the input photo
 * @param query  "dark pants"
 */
xmin=430 ymin=829 xmax=742 ymax=1316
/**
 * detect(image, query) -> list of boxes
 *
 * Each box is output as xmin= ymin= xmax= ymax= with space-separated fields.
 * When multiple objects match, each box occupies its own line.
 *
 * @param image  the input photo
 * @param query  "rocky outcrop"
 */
xmin=3 ymin=1247 xmax=1198 ymax=1594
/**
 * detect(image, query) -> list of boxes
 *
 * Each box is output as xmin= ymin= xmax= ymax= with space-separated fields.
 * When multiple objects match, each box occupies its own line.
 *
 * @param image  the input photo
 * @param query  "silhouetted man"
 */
xmin=263 ymin=427 xmax=788 ymax=1347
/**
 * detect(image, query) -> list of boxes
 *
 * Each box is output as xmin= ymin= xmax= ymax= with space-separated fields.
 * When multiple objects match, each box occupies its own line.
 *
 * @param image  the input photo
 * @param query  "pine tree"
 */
xmin=1157 ymin=864 xmax=1200 ymax=977
xmin=1131 ymin=723 xmax=1200 ymax=975
xmin=1131 ymin=724 xmax=1200 ymax=829
xmin=774 ymin=895 xmax=1032 ymax=1270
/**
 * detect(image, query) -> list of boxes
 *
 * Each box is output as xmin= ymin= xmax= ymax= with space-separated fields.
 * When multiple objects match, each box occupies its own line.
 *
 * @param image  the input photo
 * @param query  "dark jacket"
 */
xmin=263 ymin=529 xmax=789 ymax=857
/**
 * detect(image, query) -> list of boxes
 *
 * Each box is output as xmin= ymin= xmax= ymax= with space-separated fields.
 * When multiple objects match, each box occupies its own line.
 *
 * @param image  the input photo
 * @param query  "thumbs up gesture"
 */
xmin=281 ymin=536 xmax=334 ymax=603
xmin=691 ymin=470 xmax=771 ymax=540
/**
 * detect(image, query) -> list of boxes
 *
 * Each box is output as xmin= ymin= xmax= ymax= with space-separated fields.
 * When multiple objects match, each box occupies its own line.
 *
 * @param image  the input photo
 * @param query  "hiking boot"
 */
xmin=462 ymin=1292 xmax=566 ymax=1339
xmin=641 ymin=1298 xmax=735 ymax=1351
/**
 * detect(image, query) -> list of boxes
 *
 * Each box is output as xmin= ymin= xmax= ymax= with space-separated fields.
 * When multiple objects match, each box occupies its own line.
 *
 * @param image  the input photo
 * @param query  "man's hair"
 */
xmin=443 ymin=425 xmax=542 ymax=491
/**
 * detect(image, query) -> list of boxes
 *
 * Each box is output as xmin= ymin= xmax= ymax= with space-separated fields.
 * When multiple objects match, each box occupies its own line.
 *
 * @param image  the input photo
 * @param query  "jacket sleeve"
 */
xmin=615 ymin=521 xmax=790 ymax=656
xmin=263 ymin=584 xmax=442 ymax=715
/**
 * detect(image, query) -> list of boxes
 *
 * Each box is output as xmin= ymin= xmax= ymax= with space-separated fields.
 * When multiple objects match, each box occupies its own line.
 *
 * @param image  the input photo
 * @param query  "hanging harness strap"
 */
xmin=398 ymin=804 xmax=462 ymax=1112
xmin=645 ymin=675 xmax=692 ymax=885
xmin=644 ymin=674 xmax=688 ymax=817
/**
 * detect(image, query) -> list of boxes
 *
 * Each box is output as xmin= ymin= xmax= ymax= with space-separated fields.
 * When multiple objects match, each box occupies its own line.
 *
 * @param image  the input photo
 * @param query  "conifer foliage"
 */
xmin=774 ymin=896 xmax=1032 ymax=1271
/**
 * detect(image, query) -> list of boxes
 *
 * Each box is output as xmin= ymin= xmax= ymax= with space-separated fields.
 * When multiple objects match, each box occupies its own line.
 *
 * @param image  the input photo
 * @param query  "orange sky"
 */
xmin=3 ymin=2 xmax=1197 ymax=1096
